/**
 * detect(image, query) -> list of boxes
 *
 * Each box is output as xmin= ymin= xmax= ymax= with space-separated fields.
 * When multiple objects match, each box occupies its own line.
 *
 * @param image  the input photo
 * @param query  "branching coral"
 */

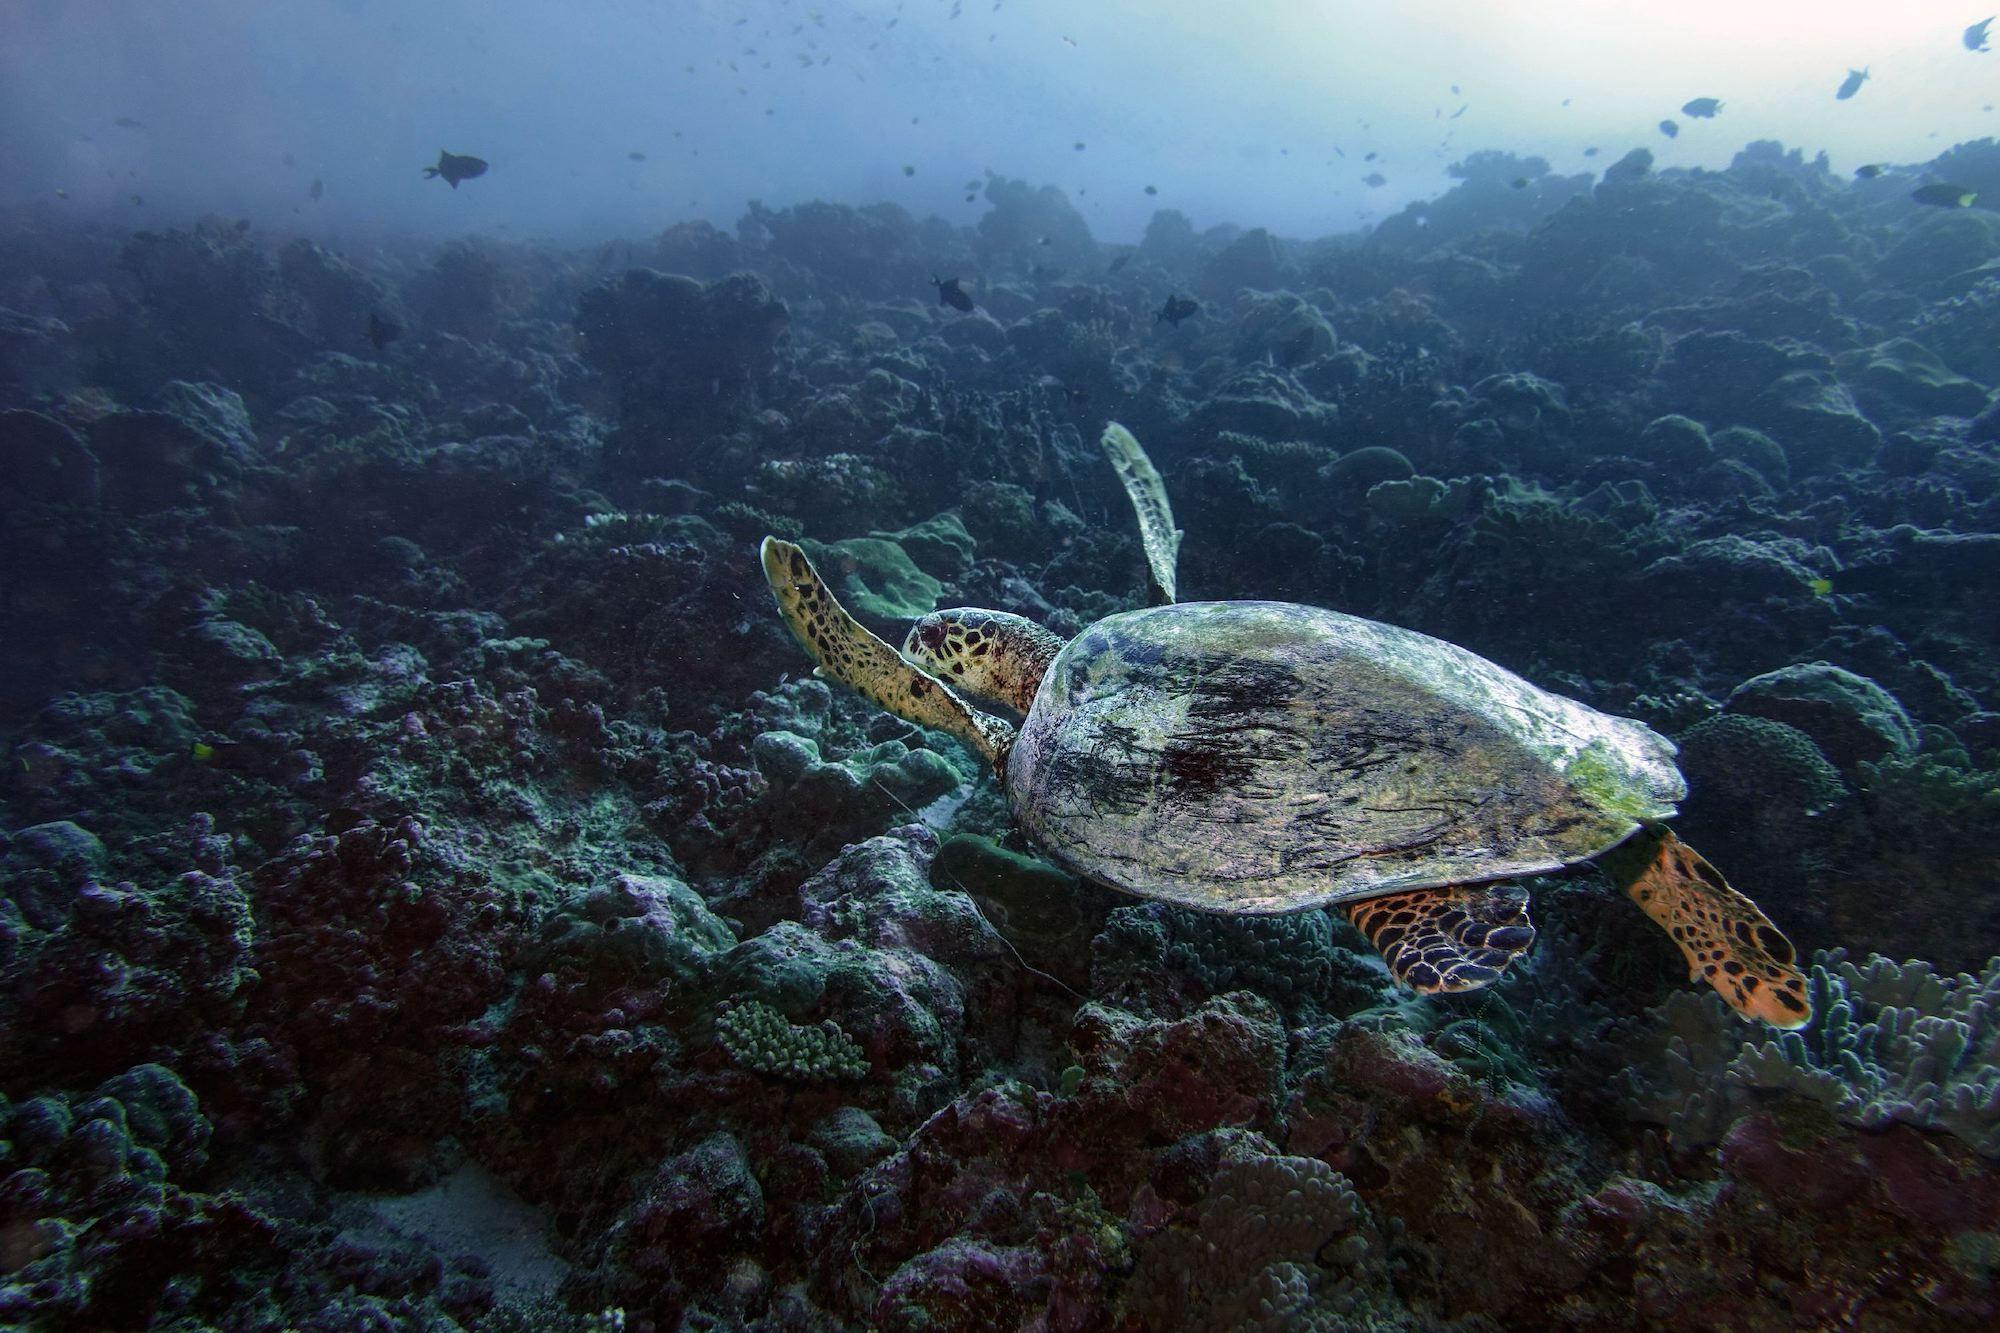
xmin=1627 ymin=950 xmax=2000 ymax=1156
xmin=716 ymin=998 xmax=870 ymax=1081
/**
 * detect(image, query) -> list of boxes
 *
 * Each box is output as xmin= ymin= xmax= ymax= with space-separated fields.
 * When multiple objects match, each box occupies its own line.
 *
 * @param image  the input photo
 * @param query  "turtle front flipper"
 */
xmin=1100 ymin=422 xmax=1182 ymax=605
xmin=1601 ymin=827 xmax=1811 ymax=1029
xmin=1345 ymin=883 xmax=1536 ymax=994
xmin=760 ymin=537 xmax=1015 ymax=771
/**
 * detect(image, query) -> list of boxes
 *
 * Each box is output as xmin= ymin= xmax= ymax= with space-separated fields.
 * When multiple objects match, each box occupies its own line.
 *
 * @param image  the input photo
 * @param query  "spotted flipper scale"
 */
xmin=760 ymin=537 xmax=1014 ymax=769
xmin=1345 ymin=882 xmax=1536 ymax=994
xmin=1100 ymin=422 xmax=1182 ymax=604
xmin=1605 ymin=827 xmax=1811 ymax=1028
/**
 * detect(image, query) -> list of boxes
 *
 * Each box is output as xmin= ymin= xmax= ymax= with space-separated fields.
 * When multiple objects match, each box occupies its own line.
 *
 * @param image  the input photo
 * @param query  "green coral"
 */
xmin=1677 ymin=713 xmax=1848 ymax=816
xmin=717 ymin=999 xmax=870 ymax=1081
xmin=799 ymin=535 xmax=942 ymax=622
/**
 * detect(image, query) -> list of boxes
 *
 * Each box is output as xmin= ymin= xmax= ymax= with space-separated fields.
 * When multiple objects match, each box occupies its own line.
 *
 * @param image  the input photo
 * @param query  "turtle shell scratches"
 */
xmin=1005 ymin=601 xmax=1682 ymax=914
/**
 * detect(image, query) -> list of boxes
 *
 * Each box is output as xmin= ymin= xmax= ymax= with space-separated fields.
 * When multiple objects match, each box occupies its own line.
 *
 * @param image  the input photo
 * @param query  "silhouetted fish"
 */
xmin=1155 ymin=294 xmax=1199 ymax=326
xmin=1362 ymin=171 xmax=1387 ymax=187
xmin=902 ymin=164 xmax=916 ymax=176
xmin=1836 ymin=67 xmax=1869 ymax=99
xmin=309 ymin=177 xmax=323 ymax=200
xmin=423 ymin=150 xmax=489 ymax=188
xmin=1681 ymin=97 xmax=1722 ymax=118
xmin=1911 ymin=183 xmax=1978 ymax=207
xmin=1144 ymin=184 xmax=1158 ymax=195
xmin=234 ymin=217 xmax=252 ymax=232
xmin=1511 ymin=177 xmax=1529 ymax=189
xmin=1659 ymin=119 xmax=1679 ymax=138
xmin=1966 ymin=17 xmax=1993 ymax=52
xmin=1583 ymin=146 xmax=1600 ymax=157
xmin=931 ymin=276 xmax=975 ymax=312
xmin=1854 ymin=163 xmax=1885 ymax=179
xmin=114 ymin=117 xmax=143 ymax=129
xmin=1107 ymin=254 xmax=1130 ymax=273
xmin=367 ymin=312 xmax=403 ymax=349
xmin=628 ymin=151 xmax=646 ymax=161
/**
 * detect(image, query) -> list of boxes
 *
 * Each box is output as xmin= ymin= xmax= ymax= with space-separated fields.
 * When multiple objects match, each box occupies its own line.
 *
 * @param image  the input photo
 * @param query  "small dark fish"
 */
xmin=423 ymin=150 xmax=488 ymax=188
xmin=627 ymin=151 xmax=646 ymax=161
xmin=1449 ymin=103 xmax=1467 ymax=119
xmin=1450 ymin=83 xmax=1460 ymax=94
xmin=1038 ymin=235 xmax=1051 ymax=246
xmin=366 ymin=312 xmax=403 ymax=349
xmin=1659 ymin=119 xmax=1679 ymax=138
xmin=1155 ymin=294 xmax=1199 ymax=326
xmin=309 ymin=177 xmax=323 ymax=200
xmin=965 ymin=194 xmax=977 ymax=203
xmin=233 ymin=217 xmax=252 ymax=232
xmin=1561 ymin=97 xmax=1572 ymax=106
xmin=1911 ymin=183 xmax=1978 ymax=207
xmin=1681 ymin=97 xmax=1722 ymax=118
xmin=1583 ymin=146 xmax=1600 ymax=157
xmin=1074 ymin=141 xmax=1085 ymax=150
xmin=129 ymin=194 xmax=143 ymax=205
xmin=1853 ymin=163 xmax=1885 ymax=179
xmin=931 ymin=276 xmax=975 ymax=312
xmin=1511 ymin=177 xmax=1529 ymax=189
xmin=1362 ymin=171 xmax=1387 ymax=187
xmin=1836 ymin=67 xmax=1868 ymax=100
xmin=114 ymin=116 xmax=143 ymax=129
xmin=1966 ymin=17 xmax=1993 ymax=52
xmin=1364 ymin=150 xmax=1378 ymax=161
xmin=902 ymin=164 xmax=916 ymax=176
xmin=1107 ymin=254 xmax=1130 ymax=273
xmin=1144 ymin=184 xmax=1158 ymax=195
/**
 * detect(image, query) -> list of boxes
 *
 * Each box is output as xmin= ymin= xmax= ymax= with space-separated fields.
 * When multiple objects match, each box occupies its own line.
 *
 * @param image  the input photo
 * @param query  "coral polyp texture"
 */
xmin=6 ymin=131 xmax=2000 ymax=1330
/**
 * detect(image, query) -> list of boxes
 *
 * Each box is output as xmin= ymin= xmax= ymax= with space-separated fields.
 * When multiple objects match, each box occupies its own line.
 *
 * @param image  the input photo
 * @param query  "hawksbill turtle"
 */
xmin=758 ymin=423 xmax=1813 ymax=1027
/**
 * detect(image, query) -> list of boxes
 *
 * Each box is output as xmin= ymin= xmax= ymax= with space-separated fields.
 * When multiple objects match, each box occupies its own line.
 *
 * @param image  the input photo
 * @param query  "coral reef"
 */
xmin=5 ymin=130 xmax=2000 ymax=1329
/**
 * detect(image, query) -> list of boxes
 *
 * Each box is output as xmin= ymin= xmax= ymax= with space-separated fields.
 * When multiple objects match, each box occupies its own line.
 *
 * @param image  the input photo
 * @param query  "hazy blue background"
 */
xmin=3 ymin=0 xmax=1996 ymax=243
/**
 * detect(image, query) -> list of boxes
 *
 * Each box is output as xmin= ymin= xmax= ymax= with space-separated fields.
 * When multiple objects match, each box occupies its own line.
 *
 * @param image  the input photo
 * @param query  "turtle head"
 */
xmin=901 ymin=609 xmax=1067 ymax=717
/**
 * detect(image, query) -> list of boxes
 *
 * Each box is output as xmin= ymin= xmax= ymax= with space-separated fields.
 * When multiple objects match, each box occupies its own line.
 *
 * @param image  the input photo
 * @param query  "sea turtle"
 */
xmin=759 ymin=423 xmax=1813 ymax=1027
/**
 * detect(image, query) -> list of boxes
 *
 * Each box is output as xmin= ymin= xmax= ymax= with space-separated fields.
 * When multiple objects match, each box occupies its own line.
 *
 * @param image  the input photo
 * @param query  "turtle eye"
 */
xmin=917 ymin=621 xmax=948 ymax=653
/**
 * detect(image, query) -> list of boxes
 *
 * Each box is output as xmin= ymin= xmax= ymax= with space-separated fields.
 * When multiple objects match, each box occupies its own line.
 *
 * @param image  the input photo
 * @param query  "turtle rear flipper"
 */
xmin=1346 ymin=882 xmax=1536 ymax=993
xmin=1605 ymin=827 xmax=1811 ymax=1029
xmin=760 ymin=538 xmax=1014 ymax=770
xmin=1100 ymin=422 xmax=1181 ymax=605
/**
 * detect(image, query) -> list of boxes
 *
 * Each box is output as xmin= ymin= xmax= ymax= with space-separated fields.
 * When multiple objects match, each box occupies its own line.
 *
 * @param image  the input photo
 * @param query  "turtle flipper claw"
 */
xmin=1346 ymin=882 xmax=1536 ymax=994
